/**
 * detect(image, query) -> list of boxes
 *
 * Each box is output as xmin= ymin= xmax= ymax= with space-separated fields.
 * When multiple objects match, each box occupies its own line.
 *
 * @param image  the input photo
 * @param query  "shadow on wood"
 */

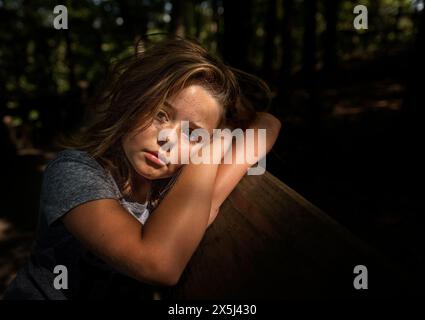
xmin=162 ymin=171 xmax=408 ymax=299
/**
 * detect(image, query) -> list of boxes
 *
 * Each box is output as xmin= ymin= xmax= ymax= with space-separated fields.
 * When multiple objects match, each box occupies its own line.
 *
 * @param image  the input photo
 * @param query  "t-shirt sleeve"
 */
xmin=40 ymin=152 xmax=120 ymax=226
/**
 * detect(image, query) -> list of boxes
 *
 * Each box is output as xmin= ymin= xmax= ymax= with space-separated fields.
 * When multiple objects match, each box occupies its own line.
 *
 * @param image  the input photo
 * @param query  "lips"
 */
xmin=149 ymin=151 xmax=159 ymax=158
xmin=144 ymin=150 xmax=166 ymax=167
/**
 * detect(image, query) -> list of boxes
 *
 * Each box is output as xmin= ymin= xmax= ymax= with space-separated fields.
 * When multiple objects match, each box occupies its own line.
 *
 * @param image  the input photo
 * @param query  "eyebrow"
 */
xmin=164 ymin=100 xmax=209 ymax=132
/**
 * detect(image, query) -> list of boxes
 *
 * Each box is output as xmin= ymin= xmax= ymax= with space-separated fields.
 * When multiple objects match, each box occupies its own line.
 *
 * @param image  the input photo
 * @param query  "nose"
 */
xmin=157 ymin=123 xmax=179 ymax=150
xmin=157 ymin=122 xmax=192 ymax=164
xmin=158 ymin=136 xmax=175 ymax=152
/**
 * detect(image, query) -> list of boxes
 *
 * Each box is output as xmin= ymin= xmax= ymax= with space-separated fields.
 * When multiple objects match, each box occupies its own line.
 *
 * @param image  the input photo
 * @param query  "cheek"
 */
xmin=125 ymin=127 xmax=156 ymax=151
xmin=162 ymin=164 xmax=183 ymax=177
xmin=128 ymin=135 xmax=144 ymax=151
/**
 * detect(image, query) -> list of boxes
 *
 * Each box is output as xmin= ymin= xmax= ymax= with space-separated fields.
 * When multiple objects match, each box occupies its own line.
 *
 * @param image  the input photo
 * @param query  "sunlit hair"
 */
xmin=61 ymin=34 xmax=271 ymax=210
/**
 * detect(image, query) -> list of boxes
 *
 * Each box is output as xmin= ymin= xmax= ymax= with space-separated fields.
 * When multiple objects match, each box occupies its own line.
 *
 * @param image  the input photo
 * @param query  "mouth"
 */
xmin=144 ymin=150 xmax=167 ymax=167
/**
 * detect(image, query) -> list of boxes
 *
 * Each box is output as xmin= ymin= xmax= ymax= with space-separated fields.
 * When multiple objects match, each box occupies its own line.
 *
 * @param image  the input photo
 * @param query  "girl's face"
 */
xmin=122 ymin=84 xmax=222 ymax=180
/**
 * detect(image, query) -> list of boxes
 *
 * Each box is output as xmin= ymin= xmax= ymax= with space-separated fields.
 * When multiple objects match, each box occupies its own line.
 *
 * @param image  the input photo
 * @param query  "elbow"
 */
xmin=275 ymin=117 xmax=282 ymax=132
xmin=257 ymin=112 xmax=282 ymax=133
xmin=265 ymin=113 xmax=282 ymax=131
xmin=259 ymin=113 xmax=281 ymax=151
xmin=150 ymin=269 xmax=181 ymax=287
xmin=137 ymin=252 xmax=183 ymax=287
xmin=266 ymin=114 xmax=282 ymax=145
xmin=155 ymin=262 xmax=182 ymax=286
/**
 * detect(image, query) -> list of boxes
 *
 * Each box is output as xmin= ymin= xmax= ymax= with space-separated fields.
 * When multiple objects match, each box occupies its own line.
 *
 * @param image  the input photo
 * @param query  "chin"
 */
xmin=136 ymin=166 xmax=165 ymax=180
xmin=130 ymin=154 xmax=183 ymax=180
xmin=134 ymin=162 xmax=174 ymax=180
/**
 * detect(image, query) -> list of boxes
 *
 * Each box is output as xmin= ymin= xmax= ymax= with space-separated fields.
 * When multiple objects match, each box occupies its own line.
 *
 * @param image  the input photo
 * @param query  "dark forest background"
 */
xmin=1 ymin=0 xmax=424 ymax=297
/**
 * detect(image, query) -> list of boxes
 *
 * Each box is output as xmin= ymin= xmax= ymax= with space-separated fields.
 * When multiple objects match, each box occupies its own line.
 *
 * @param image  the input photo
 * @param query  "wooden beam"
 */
xmin=159 ymin=171 xmax=406 ymax=299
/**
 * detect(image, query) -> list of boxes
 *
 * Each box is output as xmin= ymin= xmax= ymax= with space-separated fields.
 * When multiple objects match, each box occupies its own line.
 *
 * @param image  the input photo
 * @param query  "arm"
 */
xmin=63 ymin=142 xmax=222 ymax=287
xmin=207 ymin=112 xmax=282 ymax=227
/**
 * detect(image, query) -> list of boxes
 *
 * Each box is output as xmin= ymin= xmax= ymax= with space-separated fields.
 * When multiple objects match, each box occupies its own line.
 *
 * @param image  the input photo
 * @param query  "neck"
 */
xmin=129 ymin=172 xmax=151 ymax=204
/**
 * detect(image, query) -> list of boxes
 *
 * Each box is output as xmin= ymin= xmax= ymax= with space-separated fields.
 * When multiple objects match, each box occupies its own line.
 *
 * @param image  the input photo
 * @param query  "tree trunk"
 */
xmin=276 ymin=0 xmax=295 ymax=116
xmin=262 ymin=0 xmax=278 ymax=79
xmin=402 ymin=7 xmax=425 ymax=131
xmin=223 ymin=0 xmax=253 ymax=71
xmin=323 ymin=0 xmax=340 ymax=74
xmin=302 ymin=0 xmax=319 ymax=129
xmin=169 ymin=0 xmax=185 ymax=36
xmin=302 ymin=0 xmax=317 ymax=84
xmin=212 ymin=0 xmax=224 ymax=57
xmin=117 ymin=0 xmax=148 ymax=47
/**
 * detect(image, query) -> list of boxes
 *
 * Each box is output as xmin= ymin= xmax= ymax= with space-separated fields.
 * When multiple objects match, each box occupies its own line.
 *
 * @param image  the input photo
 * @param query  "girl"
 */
xmin=4 ymin=36 xmax=281 ymax=299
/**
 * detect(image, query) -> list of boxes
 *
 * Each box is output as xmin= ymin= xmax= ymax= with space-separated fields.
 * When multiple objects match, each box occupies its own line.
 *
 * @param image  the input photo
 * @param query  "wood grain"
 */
xmin=158 ymin=171 xmax=405 ymax=299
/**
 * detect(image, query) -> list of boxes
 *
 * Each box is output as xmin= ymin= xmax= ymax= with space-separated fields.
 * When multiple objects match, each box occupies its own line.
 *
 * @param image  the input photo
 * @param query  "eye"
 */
xmin=182 ymin=127 xmax=192 ymax=139
xmin=187 ymin=128 xmax=204 ymax=144
xmin=155 ymin=110 xmax=169 ymax=123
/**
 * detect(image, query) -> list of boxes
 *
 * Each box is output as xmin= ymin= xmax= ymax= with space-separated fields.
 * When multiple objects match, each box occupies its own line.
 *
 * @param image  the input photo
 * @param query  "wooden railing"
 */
xmin=159 ymin=171 xmax=405 ymax=299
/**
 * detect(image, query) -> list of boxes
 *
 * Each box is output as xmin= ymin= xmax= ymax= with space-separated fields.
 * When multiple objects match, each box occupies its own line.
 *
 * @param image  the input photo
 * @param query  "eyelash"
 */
xmin=155 ymin=110 xmax=200 ymax=143
xmin=155 ymin=110 xmax=169 ymax=123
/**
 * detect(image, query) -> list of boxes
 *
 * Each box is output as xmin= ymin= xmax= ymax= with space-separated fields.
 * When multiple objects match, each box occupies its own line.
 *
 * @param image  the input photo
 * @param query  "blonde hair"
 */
xmin=61 ymin=34 xmax=271 ymax=211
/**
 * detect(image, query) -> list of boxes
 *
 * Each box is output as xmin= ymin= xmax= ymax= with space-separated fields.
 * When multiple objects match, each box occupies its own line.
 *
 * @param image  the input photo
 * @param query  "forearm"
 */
xmin=208 ymin=112 xmax=281 ymax=225
xmin=141 ymin=161 xmax=219 ymax=277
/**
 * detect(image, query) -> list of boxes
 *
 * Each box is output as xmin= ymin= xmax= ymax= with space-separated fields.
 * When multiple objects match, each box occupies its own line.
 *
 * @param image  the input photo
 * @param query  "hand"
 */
xmin=190 ymin=129 xmax=233 ymax=165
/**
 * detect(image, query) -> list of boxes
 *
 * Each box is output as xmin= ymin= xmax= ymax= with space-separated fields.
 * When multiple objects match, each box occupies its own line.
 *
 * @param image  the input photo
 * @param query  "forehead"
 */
xmin=165 ymin=85 xmax=222 ymax=131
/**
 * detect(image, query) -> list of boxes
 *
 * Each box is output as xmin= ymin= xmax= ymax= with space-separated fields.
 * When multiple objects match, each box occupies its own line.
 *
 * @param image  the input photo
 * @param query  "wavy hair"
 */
xmin=61 ymin=34 xmax=271 ymax=211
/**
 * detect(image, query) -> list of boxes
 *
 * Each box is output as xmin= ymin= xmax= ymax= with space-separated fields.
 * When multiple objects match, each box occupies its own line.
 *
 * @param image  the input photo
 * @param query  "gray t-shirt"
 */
xmin=4 ymin=150 xmax=152 ymax=300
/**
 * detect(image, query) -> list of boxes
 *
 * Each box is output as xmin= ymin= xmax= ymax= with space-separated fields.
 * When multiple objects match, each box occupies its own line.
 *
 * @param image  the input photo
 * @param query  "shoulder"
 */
xmin=46 ymin=149 xmax=102 ymax=171
xmin=41 ymin=149 xmax=121 ymax=226
xmin=43 ymin=149 xmax=112 ymax=184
